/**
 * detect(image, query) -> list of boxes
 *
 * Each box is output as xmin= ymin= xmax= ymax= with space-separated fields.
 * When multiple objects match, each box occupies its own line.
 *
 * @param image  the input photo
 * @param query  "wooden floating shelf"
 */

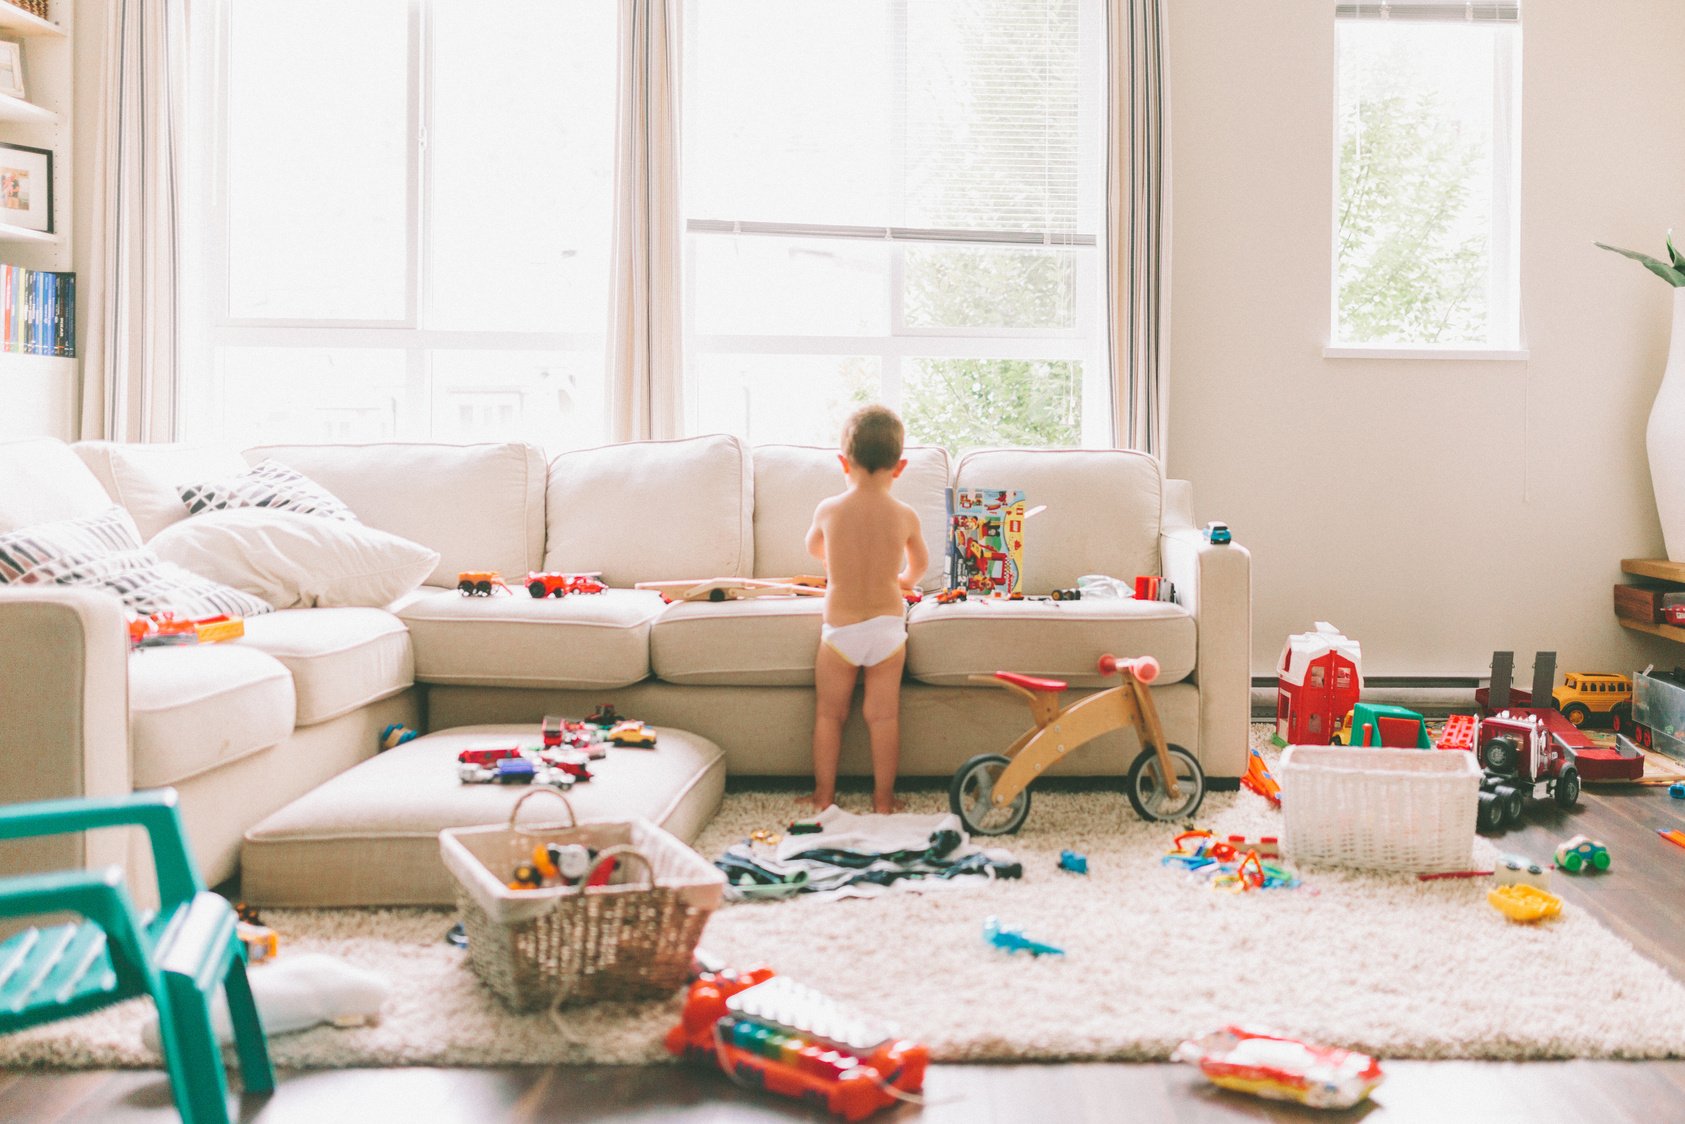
xmin=0 ymin=90 xmax=55 ymax=125
xmin=1618 ymin=617 xmax=1685 ymax=644
xmin=1623 ymin=558 xmax=1685 ymax=585
xmin=0 ymin=4 xmax=63 ymax=37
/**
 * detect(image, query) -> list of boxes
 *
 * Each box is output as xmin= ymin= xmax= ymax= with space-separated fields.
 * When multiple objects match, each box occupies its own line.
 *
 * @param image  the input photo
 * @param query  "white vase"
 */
xmin=1647 ymin=288 xmax=1685 ymax=561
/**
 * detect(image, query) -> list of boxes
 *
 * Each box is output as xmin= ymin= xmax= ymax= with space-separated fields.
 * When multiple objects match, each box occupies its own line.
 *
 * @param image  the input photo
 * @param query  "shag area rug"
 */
xmin=5 ymin=734 xmax=1685 ymax=1070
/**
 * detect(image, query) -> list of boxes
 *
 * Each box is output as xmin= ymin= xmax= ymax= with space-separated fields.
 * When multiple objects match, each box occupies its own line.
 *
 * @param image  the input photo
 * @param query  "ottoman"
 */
xmin=240 ymin=724 xmax=726 ymax=907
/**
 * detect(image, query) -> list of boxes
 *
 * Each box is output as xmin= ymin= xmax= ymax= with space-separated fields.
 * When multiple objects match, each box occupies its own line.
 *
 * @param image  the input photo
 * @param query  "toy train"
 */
xmin=665 ymin=968 xmax=927 ymax=1121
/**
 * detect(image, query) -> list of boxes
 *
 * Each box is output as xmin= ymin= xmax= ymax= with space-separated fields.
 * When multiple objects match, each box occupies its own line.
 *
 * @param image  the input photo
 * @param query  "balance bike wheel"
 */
xmin=1125 ymin=744 xmax=1205 ymax=822
xmin=949 ymin=753 xmax=1031 ymax=835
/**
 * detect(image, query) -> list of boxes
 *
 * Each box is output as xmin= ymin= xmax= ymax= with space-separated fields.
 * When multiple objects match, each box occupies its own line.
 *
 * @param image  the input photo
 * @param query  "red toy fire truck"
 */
xmin=1475 ymin=711 xmax=1581 ymax=834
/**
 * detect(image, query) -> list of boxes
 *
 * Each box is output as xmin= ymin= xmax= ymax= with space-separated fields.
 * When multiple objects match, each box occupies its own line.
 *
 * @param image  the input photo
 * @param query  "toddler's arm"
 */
xmin=897 ymin=509 xmax=929 ymax=589
xmin=806 ymin=505 xmax=828 ymax=562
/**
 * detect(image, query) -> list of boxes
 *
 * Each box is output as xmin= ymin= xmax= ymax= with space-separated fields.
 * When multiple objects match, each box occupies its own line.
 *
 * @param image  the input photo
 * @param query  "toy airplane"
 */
xmin=634 ymin=577 xmax=827 ymax=603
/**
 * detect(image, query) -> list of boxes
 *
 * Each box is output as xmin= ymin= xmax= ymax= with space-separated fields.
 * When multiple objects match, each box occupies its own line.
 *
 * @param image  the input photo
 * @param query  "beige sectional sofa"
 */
xmin=0 ymin=434 xmax=1250 ymax=894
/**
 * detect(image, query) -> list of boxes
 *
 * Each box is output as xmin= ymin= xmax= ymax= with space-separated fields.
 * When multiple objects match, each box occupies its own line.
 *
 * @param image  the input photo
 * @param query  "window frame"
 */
xmin=1325 ymin=3 xmax=1526 ymax=360
xmin=186 ymin=1 xmax=611 ymax=441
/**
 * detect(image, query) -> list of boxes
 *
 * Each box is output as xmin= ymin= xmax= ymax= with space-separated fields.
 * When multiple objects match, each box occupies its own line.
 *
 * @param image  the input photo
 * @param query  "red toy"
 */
xmin=525 ymin=571 xmax=606 ymax=598
xmin=665 ymin=968 xmax=927 ymax=1121
xmin=1435 ymin=713 xmax=1479 ymax=752
xmin=457 ymin=745 xmax=524 ymax=767
xmin=1241 ymin=747 xmax=1281 ymax=806
xmin=128 ymin=612 xmax=245 ymax=648
xmin=1172 ymin=1026 xmax=1383 ymax=1110
xmin=1474 ymin=711 xmax=1582 ymax=833
xmin=1271 ymin=622 xmax=1362 ymax=747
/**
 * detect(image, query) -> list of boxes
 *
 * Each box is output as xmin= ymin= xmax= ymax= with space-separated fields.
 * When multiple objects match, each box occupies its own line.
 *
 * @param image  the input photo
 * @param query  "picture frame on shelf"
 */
xmin=0 ymin=41 xmax=23 ymax=99
xmin=0 ymin=140 xmax=49 ymax=232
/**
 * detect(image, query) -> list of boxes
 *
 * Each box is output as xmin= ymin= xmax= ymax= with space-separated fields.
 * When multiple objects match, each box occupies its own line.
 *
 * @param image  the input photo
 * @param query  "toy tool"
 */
xmin=949 ymin=653 xmax=1205 ymax=835
xmin=665 ymin=968 xmax=927 ymax=1121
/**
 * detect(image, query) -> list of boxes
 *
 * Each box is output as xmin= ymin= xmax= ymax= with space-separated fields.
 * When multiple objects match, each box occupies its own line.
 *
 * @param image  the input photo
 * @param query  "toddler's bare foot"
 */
xmin=872 ymin=795 xmax=907 ymax=814
xmin=796 ymin=792 xmax=831 ymax=813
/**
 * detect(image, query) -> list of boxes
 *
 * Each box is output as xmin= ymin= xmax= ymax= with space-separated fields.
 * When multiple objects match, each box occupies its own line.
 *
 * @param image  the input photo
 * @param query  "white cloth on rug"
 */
xmin=776 ymin=804 xmax=970 ymax=861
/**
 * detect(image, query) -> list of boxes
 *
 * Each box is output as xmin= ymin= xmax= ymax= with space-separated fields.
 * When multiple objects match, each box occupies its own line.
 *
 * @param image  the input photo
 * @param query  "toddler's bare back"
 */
xmin=818 ymin=489 xmax=917 ymax=627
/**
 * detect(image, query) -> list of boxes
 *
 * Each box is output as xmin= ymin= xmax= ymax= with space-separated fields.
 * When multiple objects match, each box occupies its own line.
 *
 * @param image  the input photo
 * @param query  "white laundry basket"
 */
xmin=1278 ymin=746 xmax=1480 ymax=872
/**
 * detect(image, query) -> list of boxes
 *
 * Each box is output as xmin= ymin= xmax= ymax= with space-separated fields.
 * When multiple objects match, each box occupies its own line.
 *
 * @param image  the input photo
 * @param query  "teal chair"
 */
xmin=0 ymin=790 xmax=274 ymax=1124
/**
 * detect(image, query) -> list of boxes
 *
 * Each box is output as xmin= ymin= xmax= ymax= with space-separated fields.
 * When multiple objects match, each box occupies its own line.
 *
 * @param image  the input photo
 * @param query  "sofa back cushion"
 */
xmin=750 ymin=444 xmax=949 ymax=588
xmin=544 ymin=435 xmax=752 ymax=587
xmin=245 ymin=442 xmax=547 ymax=588
xmin=952 ymin=448 xmax=1163 ymax=592
xmin=72 ymin=442 xmax=249 ymax=542
xmin=0 ymin=438 xmax=118 ymax=533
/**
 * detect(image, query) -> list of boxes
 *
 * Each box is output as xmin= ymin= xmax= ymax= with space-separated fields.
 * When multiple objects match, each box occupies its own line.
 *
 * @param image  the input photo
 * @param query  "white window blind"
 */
xmin=1335 ymin=3 xmax=1519 ymax=22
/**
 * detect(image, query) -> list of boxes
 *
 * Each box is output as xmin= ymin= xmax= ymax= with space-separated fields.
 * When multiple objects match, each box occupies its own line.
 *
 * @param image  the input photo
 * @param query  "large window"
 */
xmin=682 ymin=0 xmax=1110 ymax=450
xmin=179 ymin=1 xmax=617 ymax=448
xmin=1332 ymin=2 xmax=1521 ymax=353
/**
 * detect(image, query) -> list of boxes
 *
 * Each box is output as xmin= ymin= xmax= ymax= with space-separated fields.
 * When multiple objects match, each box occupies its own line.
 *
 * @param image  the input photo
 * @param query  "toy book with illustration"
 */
xmin=945 ymin=488 xmax=1025 ymax=596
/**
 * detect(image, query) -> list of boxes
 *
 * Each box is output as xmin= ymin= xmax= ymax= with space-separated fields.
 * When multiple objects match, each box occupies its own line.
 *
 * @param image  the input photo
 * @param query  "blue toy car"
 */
xmin=1203 ymin=521 xmax=1231 ymax=545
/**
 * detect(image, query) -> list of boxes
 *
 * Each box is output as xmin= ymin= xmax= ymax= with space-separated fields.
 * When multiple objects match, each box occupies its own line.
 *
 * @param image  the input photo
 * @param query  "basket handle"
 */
xmin=508 ymin=788 xmax=578 ymax=837
xmin=581 ymin=843 xmax=654 ymax=890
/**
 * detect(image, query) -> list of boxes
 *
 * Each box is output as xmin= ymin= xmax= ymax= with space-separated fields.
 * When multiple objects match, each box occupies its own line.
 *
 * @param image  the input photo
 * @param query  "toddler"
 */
xmin=803 ymin=405 xmax=928 ymax=814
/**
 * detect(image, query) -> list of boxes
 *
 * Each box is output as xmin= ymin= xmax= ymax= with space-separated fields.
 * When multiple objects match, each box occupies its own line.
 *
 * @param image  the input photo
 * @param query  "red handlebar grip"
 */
xmin=1098 ymin=654 xmax=1160 ymax=683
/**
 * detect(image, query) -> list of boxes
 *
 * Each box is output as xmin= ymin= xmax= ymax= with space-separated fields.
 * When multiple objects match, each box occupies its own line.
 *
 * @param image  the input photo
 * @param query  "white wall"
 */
xmin=1167 ymin=0 xmax=1685 ymax=681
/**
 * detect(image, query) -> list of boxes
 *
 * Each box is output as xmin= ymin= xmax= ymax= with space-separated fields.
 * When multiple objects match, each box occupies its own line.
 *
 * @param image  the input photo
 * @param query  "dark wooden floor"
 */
xmin=5 ymin=781 xmax=1685 ymax=1123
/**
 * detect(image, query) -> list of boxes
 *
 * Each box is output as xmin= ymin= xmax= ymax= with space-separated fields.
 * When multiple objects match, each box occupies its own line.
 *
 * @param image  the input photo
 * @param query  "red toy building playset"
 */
xmin=1272 ymin=622 xmax=1362 ymax=747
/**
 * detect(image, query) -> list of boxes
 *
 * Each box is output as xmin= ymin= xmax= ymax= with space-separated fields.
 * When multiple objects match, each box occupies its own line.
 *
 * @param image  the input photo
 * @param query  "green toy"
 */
xmin=1334 ymin=702 xmax=1433 ymax=748
xmin=0 ymin=791 xmax=274 ymax=1123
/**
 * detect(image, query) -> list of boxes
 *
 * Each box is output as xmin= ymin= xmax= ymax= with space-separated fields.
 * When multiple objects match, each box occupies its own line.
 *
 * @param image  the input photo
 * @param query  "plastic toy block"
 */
xmin=1058 ymin=850 xmax=1088 ymax=875
xmin=1488 ymin=883 xmax=1563 ymax=923
xmin=1493 ymin=854 xmax=1550 ymax=889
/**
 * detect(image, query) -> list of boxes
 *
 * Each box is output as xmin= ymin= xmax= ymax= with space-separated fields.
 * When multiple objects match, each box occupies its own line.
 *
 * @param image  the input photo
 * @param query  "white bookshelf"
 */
xmin=0 ymin=0 xmax=73 ymax=440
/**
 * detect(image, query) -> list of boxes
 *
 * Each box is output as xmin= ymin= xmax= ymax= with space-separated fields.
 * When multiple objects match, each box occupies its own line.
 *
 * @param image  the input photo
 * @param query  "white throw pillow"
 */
xmin=150 ymin=509 xmax=440 ymax=610
xmin=178 ymin=459 xmax=358 ymax=522
xmin=0 ymin=506 xmax=274 ymax=619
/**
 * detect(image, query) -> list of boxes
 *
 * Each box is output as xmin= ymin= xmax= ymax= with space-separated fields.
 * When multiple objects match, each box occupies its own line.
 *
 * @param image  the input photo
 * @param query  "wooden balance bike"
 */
xmin=948 ymin=654 xmax=1206 ymax=835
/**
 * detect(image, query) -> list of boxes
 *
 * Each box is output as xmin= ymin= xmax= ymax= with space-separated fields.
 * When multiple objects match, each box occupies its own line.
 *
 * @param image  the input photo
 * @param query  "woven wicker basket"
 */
xmin=439 ymin=790 xmax=725 ymax=1012
xmin=1279 ymin=745 xmax=1480 ymax=872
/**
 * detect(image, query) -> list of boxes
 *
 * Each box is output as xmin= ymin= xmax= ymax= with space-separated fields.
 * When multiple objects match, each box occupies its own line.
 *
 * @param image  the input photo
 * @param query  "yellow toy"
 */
xmin=1550 ymin=672 xmax=1632 ymax=728
xmin=949 ymin=654 xmax=1205 ymax=834
xmin=1488 ymin=883 xmax=1563 ymax=923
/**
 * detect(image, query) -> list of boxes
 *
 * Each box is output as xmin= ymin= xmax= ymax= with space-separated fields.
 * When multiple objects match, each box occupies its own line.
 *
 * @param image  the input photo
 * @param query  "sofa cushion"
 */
xmin=0 ymin=506 xmax=275 ymax=620
xmin=750 ymin=444 xmax=949 ymax=588
xmin=179 ymin=459 xmax=358 ymax=522
xmin=395 ymin=588 xmax=663 ymax=688
xmin=241 ymin=724 xmax=726 ymax=906
xmin=244 ymin=442 xmax=547 ymax=589
xmin=952 ymin=448 xmax=1163 ymax=593
xmin=149 ymin=509 xmax=439 ymax=610
xmin=905 ymin=597 xmax=1195 ymax=688
xmin=0 ymin=438 xmax=117 ymax=533
xmin=651 ymin=596 xmax=824 ymax=686
xmin=129 ymin=644 xmax=296 ymax=787
xmin=238 ymin=608 xmax=413 ymax=726
xmin=71 ymin=442 xmax=248 ymax=542
xmin=544 ymin=435 xmax=752 ymax=587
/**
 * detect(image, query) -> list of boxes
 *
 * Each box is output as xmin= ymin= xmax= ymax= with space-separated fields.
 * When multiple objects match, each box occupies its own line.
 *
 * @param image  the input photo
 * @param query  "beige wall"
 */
xmin=1167 ymin=0 xmax=1685 ymax=680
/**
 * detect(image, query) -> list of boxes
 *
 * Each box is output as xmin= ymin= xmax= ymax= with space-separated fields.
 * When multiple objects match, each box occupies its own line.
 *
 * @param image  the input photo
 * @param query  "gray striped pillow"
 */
xmin=0 ymin=506 xmax=274 ymax=619
xmin=179 ymin=460 xmax=356 ymax=522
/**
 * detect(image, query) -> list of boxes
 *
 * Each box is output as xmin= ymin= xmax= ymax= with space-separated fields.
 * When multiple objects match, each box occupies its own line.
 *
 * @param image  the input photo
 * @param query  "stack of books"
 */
xmin=0 ymin=264 xmax=73 ymax=357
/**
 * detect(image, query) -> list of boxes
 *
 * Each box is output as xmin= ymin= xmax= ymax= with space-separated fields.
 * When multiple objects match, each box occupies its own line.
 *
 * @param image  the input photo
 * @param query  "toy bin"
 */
xmin=1278 ymin=746 xmax=1480 ymax=873
xmin=439 ymin=790 xmax=724 ymax=1011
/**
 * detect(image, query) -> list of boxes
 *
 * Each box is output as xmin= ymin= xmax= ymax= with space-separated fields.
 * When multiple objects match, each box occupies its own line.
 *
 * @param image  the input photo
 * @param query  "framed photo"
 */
xmin=0 ymin=42 xmax=23 ymax=100
xmin=0 ymin=142 xmax=50 ymax=232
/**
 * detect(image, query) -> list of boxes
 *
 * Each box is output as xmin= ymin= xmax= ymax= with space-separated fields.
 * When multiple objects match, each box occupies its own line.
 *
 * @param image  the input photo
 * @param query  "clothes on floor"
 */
xmin=821 ymin=614 xmax=907 ymax=668
xmin=717 ymin=805 xmax=1021 ymax=902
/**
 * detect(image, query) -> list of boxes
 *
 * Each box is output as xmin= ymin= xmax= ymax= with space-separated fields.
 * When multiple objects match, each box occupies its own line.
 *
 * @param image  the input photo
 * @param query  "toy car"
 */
xmin=457 ymin=571 xmax=511 ymax=597
xmin=1554 ymin=834 xmax=1610 ymax=873
xmin=1665 ymin=605 xmax=1685 ymax=627
xmin=608 ymin=720 xmax=657 ymax=748
xmin=1171 ymin=1026 xmax=1383 ymax=1110
xmin=458 ymin=745 xmax=524 ymax=767
xmin=524 ymin=571 xmax=607 ymax=598
xmin=585 ymin=704 xmax=623 ymax=728
xmin=1474 ymin=711 xmax=1581 ymax=834
xmin=1203 ymin=521 xmax=1231 ymax=545
xmin=1050 ymin=588 xmax=1081 ymax=601
xmin=933 ymin=587 xmax=968 ymax=604
xmin=1551 ymin=671 xmax=1633 ymax=728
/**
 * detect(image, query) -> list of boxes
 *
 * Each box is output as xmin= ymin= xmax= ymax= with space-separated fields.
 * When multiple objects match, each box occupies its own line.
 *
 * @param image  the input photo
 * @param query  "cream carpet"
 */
xmin=5 ymin=737 xmax=1685 ymax=1069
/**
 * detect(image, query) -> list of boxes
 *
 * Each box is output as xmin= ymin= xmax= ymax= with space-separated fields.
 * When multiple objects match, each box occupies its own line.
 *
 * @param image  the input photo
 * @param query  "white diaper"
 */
xmin=822 ymin=614 xmax=908 ymax=668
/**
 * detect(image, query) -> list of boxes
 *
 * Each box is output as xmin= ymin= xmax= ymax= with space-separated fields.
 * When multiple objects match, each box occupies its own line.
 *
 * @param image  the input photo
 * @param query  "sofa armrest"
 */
xmin=0 ymin=587 xmax=134 ymax=879
xmin=1159 ymin=480 xmax=1251 ymax=779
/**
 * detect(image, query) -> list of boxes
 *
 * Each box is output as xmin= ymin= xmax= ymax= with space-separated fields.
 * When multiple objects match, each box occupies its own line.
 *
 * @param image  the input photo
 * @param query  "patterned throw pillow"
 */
xmin=178 ymin=460 xmax=357 ymax=522
xmin=0 ymin=506 xmax=274 ymax=619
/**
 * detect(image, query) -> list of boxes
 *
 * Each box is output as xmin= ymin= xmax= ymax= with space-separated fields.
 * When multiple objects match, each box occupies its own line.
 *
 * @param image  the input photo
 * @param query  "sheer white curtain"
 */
xmin=1105 ymin=0 xmax=1171 ymax=458
xmin=80 ymin=0 xmax=186 ymax=443
xmin=607 ymin=0 xmax=684 ymax=441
